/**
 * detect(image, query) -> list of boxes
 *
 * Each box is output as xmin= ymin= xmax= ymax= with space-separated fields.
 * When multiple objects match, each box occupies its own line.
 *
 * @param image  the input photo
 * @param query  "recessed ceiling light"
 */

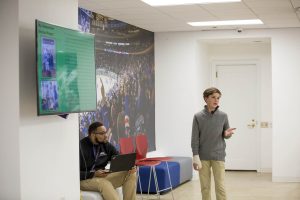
xmin=188 ymin=19 xmax=263 ymax=26
xmin=141 ymin=0 xmax=241 ymax=7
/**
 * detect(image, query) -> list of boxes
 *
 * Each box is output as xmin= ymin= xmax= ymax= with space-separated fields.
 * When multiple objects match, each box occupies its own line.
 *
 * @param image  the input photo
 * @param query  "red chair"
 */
xmin=135 ymin=134 xmax=172 ymax=162
xmin=119 ymin=136 xmax=161 ymax=199
xmin=135 ymin=134 xmax=174 ymax=200
xmin=119 ymin=137 xmax=135 ymax=154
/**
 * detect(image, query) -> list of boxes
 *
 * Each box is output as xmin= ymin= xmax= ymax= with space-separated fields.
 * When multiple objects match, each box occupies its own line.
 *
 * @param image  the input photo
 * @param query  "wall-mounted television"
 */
xmin=35 ymin=20 xmax=96 ymax=116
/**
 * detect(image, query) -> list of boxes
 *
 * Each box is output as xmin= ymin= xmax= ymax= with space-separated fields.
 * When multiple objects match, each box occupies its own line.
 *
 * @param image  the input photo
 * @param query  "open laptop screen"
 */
xmin=107 ymin=153 xmax=136 ymax=172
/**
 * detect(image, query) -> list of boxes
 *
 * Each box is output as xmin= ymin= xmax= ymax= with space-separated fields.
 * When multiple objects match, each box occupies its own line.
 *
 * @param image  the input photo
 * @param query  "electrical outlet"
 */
xmin=260 ymin=122 xmax=269 ymax=128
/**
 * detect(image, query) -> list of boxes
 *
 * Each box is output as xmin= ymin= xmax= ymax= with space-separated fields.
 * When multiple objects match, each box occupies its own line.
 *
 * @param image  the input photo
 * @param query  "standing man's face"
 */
xmin=93 ymin=126 xmax=108 ymax=143
xmin=205 ymin=92 xmax=221 ymax=110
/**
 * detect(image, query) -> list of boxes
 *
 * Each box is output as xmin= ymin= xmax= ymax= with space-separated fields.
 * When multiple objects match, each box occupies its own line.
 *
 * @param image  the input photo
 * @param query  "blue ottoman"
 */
xmin=172 ymin=156 xmax=193 ymax=184
xmin=137 ymin=161 xmax=180 ymax=194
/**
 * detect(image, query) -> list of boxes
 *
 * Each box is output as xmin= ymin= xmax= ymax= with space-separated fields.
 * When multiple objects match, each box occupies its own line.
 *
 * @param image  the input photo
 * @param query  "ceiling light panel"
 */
xmin=188 ymin=19 xmax=263 ymax=26
xmin=141 ymin=0 xmax=241 ymax=7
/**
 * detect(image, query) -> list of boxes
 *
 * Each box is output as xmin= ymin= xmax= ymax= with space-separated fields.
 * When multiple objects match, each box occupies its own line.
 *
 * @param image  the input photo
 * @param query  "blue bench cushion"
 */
xmin=171 ymin=156 xmax=193 ymax=183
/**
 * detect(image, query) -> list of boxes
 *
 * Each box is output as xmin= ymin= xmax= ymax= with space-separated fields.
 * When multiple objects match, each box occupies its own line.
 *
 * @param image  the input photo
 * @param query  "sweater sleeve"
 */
xmin=191 ymin=115 xmax=200 ymax=156
xmin=223 ymin=114 xmax=231 ymax=139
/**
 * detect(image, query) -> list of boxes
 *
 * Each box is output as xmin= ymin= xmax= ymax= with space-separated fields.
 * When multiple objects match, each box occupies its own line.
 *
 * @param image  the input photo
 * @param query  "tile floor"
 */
xmin=137 ymin=171 xmax=300 ymax=200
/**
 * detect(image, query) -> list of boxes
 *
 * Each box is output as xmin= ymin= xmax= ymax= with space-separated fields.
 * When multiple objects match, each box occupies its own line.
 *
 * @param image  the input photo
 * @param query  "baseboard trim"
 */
xmin=257 ymin=168 xmax=272 ymax=173
xmin=272 ymin=176 xmax=300 ymax=182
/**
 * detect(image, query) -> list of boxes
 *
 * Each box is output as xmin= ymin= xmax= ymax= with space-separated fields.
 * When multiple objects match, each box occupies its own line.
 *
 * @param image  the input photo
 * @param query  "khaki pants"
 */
xmin=198 ymin=160 xmax=227 ymax=200
xmin=80 ymin=171 xmax=136 ymax=200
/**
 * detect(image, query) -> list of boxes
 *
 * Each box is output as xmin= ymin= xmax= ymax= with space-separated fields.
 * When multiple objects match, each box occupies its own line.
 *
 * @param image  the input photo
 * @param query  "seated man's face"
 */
xmin=94 ymin=126 xmax=108 ymax=143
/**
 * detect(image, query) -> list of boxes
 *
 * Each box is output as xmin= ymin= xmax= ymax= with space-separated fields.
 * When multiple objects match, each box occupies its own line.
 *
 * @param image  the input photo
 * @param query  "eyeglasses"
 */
xmin=93 ymin=131 xmax=107 ymax=135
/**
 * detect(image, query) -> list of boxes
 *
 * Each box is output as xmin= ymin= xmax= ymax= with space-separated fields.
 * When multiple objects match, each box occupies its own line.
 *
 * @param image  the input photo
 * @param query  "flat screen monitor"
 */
xmin=35 ymin=20 xmax=96 ymax=116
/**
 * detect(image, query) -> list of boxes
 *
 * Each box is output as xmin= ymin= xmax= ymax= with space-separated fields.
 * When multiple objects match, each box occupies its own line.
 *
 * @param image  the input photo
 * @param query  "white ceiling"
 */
xmin=79 ymin=0 xmax=300 ymax=32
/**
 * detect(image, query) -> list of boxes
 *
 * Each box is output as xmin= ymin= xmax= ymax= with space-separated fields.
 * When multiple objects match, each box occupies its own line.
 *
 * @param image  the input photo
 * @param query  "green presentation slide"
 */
xmin=36 ymin=20 xmax=96 ymax=115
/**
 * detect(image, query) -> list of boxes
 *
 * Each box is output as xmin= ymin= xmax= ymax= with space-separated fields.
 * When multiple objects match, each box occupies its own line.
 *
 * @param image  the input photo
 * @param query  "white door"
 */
xmin=214 ymin=63 xmax=259 ymax=170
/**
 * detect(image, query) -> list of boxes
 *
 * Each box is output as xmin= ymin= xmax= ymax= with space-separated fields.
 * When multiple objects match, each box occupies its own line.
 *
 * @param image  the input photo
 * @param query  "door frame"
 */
xmin=211 ymin=59 xmax=262 ymax=171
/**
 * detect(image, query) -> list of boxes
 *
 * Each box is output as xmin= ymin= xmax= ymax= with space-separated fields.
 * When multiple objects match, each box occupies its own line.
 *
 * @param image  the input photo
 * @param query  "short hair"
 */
xmin=88 ymin=121 xmax=103 ymax=135
xmin=203 ymin=87 xmax=222 ymax=99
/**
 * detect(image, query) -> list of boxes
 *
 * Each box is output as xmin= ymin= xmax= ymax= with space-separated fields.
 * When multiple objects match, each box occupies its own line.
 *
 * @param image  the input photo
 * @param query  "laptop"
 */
xmin=105 ymin=153 xmax=136 ymax=173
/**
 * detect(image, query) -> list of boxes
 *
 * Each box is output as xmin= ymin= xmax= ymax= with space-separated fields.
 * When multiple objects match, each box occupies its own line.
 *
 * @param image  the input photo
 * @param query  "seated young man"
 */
xmin=80 ymin=121 xmax=136 ymax=200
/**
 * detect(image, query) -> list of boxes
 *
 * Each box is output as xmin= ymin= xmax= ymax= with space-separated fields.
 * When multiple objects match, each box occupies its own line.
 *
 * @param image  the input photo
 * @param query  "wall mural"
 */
xmin=78 ymin=8 xmax=155 ymax=151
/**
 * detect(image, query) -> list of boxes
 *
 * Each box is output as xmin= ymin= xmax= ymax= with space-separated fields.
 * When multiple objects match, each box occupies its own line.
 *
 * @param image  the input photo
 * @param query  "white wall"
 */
xmin=272 ymin=30 xmax=300 ymax=182
xmin=155 ymin=28 xmax=300 ymax=182
xmin=0 ymin=0 xmax=21 ymax=199
xmin=18 ymin=0 xmax=80 ymax=199
xmin=154 ymin=34 xmax=205 ymax=157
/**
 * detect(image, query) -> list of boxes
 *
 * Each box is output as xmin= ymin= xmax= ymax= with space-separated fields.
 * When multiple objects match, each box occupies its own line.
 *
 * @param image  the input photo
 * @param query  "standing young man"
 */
xmin=191 ymin=87 xmax=236 ymax=200
xmin=80 ymin=121 xmax=136 ymax=200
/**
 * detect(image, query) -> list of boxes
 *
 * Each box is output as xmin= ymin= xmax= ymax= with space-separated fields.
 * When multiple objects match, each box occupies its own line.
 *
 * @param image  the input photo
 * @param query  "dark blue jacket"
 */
xmin=80 ymin=137 xmax=118 ymax=180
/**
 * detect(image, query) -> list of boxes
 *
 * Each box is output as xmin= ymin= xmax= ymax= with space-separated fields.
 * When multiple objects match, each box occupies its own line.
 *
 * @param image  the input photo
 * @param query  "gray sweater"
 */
xmin=191 ymin=106 xmax=230 ymax=161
